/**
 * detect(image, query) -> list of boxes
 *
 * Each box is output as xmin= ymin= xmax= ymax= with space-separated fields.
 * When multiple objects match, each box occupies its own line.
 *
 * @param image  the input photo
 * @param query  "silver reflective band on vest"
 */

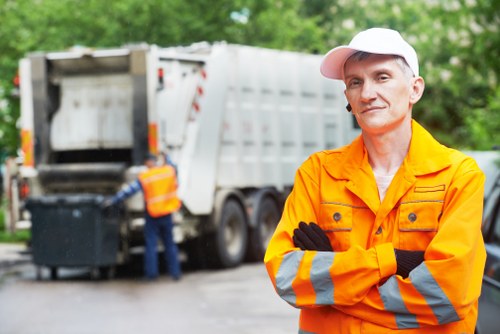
xmin=311 ymin=252 xmax=335 ymax=305
xmin=141 ymin=170 xmax=175 ymax=184
xmin=410 ymin=263 xmax=460 ymax=325
xmin=379 ymin=275 xmax=419 ymax=329
xmin=148 ymin=192 xmax=177 ymax=204
xmin=276 ymin=251 xmax=304 ymax=306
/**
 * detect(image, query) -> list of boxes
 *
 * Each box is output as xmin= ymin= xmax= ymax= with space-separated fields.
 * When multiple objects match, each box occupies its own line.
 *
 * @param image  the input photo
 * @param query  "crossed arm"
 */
xmin=293 ymin=221 xmax=424 ymax=278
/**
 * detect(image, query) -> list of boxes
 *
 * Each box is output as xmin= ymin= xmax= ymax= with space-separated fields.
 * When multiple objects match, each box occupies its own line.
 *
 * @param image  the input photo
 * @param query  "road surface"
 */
xmin=0 ymin=260 xmax=299 ymax=334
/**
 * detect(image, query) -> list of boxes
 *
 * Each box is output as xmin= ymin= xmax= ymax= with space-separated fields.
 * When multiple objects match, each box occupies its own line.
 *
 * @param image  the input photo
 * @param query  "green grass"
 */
xmin=0 ymin=203 xmax=31 ymax=243
xmin=0 ymin=229 xmax=30 ymax=243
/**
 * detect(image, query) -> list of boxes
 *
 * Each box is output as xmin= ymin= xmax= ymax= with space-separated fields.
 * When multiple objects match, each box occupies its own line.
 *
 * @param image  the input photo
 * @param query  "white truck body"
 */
xmin=15 ymin=43 xmax=360 ymax=268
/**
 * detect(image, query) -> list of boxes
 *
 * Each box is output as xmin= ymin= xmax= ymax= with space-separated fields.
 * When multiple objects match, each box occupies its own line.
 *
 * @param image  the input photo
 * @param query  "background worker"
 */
xmin=264 ymin=28 xmax=486 ymax=333
xmin=106 ymin=153 xmax=182 ymax=281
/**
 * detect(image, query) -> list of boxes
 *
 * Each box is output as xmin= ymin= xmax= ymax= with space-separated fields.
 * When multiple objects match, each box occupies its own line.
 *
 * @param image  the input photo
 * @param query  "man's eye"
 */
xmin=348 ymin=80 xmax=361 ymax=88
xmin=378 ymin=75 xmax=390 ymax=81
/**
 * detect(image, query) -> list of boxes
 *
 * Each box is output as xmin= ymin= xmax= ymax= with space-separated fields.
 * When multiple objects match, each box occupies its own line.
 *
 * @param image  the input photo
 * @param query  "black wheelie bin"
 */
xmin=25 ymin=194 xmax=124 ymax=280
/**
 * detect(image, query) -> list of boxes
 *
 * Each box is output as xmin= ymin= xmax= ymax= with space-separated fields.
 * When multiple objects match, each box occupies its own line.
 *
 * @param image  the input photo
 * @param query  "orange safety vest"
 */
xmin=138 ymin=165 xmax=180 ymax=218
xmin=264 ymin=120 xmax=486 ymax=333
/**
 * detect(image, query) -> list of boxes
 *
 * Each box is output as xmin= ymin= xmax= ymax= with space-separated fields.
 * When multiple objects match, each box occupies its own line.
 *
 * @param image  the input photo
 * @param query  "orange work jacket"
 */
xmin=264 ymin=120 xmax=486 ymax=333
xmin=138 ymin=165 xmax=180 ymax=218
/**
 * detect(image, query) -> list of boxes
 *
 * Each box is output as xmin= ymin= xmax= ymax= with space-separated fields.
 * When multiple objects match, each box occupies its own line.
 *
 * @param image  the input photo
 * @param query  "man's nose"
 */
xmin=360 ymin=81 xmax=377 ymax=101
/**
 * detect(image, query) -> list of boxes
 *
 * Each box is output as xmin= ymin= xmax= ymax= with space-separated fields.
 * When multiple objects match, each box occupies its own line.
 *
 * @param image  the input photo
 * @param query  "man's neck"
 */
xmin=363 ymin=121 xmax=412 ymax=176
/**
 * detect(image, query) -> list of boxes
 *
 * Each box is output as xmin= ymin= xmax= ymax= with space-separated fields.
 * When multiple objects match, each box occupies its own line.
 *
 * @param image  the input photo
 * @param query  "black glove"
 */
xmin=394 ymin=249 xmax=425 ymax=278
xmin=293 ymin=222 xmax=333 ymax=251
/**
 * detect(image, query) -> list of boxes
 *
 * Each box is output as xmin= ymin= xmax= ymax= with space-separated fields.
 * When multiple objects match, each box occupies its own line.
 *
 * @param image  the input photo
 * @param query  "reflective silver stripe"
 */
xmin=275 ymin=251 xmax=304 ymax=306
xmin=410 ymin=263 xmax=460 ymax=324
xmin=141 ymin=170 xmax=174 ymax=184
xmin=310 ymin=252 xmax=335 ymax=305
xmin=148 ymin=192 xmax=177 ymax=204
xmin=379 ymin=276 xmax=419 ymax=328
xmin=298 ymin=329 xmax=316 ymax=334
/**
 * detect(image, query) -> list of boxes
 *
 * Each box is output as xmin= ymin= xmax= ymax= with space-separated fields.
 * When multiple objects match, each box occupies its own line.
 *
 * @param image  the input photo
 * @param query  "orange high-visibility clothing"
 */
xmin=264 ymin=120 xmax=486 ymax=333
xmin=138 ymin=165 xmax=180 ymax=218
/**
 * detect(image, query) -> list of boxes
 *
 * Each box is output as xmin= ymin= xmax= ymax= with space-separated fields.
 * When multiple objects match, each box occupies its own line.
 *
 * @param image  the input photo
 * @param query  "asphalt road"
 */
xmin=0 ymin=261 xmax=299 ymax=334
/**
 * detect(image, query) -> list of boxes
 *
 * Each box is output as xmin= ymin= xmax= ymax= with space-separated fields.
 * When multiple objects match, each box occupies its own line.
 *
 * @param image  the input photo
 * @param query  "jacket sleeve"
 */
xmin=336 ymin=160 xmax=486 ymax=329
xmin=110 ymin=179 xmax=142 ymax=205
xmin=264 ymin=157 xmax=397 ymax=308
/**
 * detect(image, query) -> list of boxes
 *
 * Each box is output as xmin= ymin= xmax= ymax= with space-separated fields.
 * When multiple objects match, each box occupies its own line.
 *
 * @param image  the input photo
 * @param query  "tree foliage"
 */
xmin=0 ymin=0 xmax=498 ymax=160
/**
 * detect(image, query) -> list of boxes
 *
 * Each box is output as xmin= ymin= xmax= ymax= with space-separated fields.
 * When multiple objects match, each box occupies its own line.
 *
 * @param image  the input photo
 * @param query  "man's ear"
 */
xmin=344 ymin=89 xmax=351 ymax=110
xmin=410 ymin=77 xmax=425 ymax=104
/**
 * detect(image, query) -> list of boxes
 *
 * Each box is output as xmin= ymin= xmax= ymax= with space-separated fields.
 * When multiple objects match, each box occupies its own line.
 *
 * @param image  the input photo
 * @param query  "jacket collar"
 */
xmin=404 ymin=120 xmax=452 ymax=175
xmin=324 ymin=120 xmax=452 ymax=180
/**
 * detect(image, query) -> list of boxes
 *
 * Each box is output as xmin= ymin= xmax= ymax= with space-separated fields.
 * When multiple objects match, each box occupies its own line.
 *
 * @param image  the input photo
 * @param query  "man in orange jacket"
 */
xmin=108 ymin=153 xmax=182 ymax=281
xmin=264 ymin=28 xmax=486 ymax=333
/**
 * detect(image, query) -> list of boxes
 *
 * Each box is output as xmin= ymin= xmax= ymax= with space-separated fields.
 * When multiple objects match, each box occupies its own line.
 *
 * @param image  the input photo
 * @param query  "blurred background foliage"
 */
xmin=0 ymin=0 xmax=498 ymax=159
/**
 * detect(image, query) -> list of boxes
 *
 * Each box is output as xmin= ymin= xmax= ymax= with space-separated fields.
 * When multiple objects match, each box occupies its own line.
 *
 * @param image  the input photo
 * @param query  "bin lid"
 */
xmin=25 ymin=194 xmax=106 ymax=207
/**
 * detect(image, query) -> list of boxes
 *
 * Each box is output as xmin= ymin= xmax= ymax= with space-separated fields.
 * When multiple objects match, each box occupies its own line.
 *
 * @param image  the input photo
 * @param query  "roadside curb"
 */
xmin=0 ymin=243 xmax=32 ymax=279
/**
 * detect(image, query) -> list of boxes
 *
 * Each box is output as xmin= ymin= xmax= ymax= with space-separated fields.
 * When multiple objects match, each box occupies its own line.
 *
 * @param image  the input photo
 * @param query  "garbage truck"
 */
xmin=13 ymin=42 xmax=360 ymax=274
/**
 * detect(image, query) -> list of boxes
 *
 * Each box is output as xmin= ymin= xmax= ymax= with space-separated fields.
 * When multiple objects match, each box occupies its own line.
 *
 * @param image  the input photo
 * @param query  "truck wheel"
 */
xmin=207 ymin=198 xmax=248 ymax=268
xmin=247 ymin=196 xmax=280 ymax=261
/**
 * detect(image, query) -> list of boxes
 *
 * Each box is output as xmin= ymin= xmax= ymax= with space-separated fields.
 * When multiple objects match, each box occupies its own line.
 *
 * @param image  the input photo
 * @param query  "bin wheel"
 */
xmin=90 ymin=266 xmax=115 ymax=280
xmin=90 ymin=267 xmax=100 ymax=280
xmin=50 ymin=267 xmax=58 ymax=280
xmin=36 ymin=266 xmax=43 ymax=281
xmin=99 ymin=266 xmax=116 ymax=280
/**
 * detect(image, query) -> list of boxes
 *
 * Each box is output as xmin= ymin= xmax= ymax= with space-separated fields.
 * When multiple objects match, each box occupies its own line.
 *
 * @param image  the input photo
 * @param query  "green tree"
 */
xmin=0 ymin=0 xmax=322 ymax=159
xmin=298 ymin=0 xmax=499 ymax=150
xmin=0 ymin=0 xmax=498 ymax=158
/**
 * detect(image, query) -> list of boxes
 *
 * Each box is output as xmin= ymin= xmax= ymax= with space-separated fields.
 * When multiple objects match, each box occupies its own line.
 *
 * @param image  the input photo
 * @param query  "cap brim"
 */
xmin=320 ymin=46 xmax=358 ymax=80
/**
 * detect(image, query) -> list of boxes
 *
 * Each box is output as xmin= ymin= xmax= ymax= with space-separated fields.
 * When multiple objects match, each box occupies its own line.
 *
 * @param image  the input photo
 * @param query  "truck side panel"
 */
xmin=217 ymin=46 xmax=354 ymax=191
xmin=166 ymin=44 xmax=358 ymax=216
xmin=130 ymin=49 xmax=150 ymax=166
xmin=175 ymin=47 xmax=230 ymax=215
xmin=31 ymin=55 xmax=52 ymax=166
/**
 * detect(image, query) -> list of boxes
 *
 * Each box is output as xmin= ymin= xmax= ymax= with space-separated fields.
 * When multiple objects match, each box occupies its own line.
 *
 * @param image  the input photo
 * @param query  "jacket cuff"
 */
xmin=375 ymin=243 xmax=397 ymax=278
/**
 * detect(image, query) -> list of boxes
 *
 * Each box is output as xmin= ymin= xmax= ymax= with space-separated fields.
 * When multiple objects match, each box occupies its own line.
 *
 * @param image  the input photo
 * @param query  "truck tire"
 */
xmin=207 ymin=198 xmax=248 ymax=268
xmin=247 ymin=196 xmax=280 ymax=262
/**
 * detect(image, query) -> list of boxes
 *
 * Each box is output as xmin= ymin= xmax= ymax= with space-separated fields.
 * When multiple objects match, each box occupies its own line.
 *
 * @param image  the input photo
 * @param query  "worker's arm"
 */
xmin=293 ymin=222 xmax=423 ymax=279
xmin=264 ymin=155 xmax=397 ymax=308
xmin=107 ymin=180 xmax=142 ymax=205
xmin=335 ymin=162 xmax=486 ymax=329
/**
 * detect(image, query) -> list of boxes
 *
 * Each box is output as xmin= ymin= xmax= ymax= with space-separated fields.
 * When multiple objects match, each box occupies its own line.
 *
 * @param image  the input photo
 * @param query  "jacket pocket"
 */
xmin=319 ymin=203 xmax=353 ymax=251
xmin=398 ymin=200 xmax=443 ymax=249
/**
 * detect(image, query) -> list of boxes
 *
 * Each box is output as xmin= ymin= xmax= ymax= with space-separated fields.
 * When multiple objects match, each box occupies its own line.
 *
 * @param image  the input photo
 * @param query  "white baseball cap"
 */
xmin=320 ymin=28 xmax=419 ymax=80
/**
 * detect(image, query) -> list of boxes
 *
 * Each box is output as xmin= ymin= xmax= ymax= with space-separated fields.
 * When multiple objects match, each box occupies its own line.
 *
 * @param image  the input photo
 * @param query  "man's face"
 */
xmin=145 ymin=158 xmax=156 ymax=168
xmin=343 ymin=54 xmax=423 ymax=135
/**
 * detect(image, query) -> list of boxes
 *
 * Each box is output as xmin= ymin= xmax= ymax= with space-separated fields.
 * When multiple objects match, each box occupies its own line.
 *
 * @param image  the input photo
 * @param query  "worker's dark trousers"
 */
xmin=143 ymin=213 xmax=182 ymax=279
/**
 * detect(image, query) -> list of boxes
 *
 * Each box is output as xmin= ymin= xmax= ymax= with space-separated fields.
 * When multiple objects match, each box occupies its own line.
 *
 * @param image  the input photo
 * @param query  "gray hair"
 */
xmin=346 ymin=51 xmax=415 ymax=80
